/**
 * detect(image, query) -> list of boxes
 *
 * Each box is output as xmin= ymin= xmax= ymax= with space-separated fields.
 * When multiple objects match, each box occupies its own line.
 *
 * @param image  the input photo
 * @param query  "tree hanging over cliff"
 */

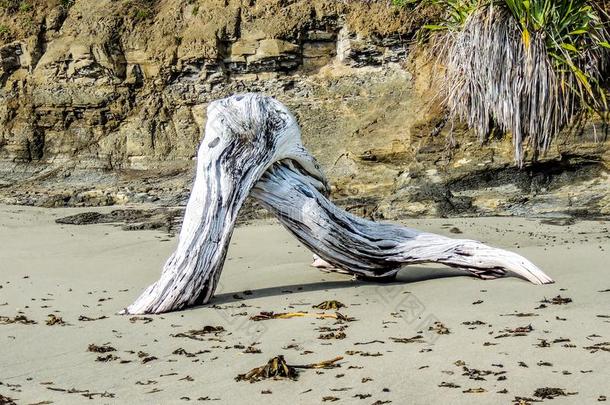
xmin=394 ymin=0 xmax=610 ymax=165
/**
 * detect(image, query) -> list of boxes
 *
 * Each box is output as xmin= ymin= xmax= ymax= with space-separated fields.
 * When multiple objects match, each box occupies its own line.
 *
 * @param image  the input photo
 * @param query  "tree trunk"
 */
xmin=123 ymin=94 xmax=552 ymax=315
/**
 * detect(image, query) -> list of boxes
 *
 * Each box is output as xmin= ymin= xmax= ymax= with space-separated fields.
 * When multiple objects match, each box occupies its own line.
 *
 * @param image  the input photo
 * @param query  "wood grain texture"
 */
xmin=124 ymin=93 xmax=552 ymax=315
xmin=123 ymin=94 xmax=327 ymax=314
xmin=253 ymin=163 xmax=553 ymax=284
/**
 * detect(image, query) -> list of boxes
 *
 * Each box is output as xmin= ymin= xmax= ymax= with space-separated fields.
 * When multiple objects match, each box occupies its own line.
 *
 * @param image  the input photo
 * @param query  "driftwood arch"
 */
xmin=123 ymin=94 xmax=552 ymax=315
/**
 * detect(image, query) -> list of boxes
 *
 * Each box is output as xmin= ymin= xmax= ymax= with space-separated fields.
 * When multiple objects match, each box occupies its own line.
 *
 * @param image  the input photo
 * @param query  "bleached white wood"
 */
xmin=122 ymin=94 xmax=327 ymax=314
xmin=123 ymin=94 xmax=552 ymax=315
xmin=252 ymin=163 xmax=553 ymax=285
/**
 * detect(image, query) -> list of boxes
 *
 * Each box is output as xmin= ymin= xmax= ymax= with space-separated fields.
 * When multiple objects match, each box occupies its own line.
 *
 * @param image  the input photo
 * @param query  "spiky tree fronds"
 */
xmin=442 ymin=5 xmax=564 ymax=163
xmin=428 ymin=0 xmax=610 ymax=164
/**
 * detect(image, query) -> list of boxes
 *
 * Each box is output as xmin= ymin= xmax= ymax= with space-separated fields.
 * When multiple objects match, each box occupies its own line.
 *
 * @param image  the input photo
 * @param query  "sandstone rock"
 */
xmin=0 ymin=0 xmax=607 ymax=220
xmin=231 ymin=40 xmax=258 ymax=57
xmin=249 ymin=39 xmax=299 ymax=62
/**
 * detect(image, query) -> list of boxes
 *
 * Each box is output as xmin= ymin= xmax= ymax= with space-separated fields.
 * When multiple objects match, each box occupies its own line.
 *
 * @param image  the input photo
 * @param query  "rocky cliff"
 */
xmin=0 ymin=0 xmax=608 ymax=219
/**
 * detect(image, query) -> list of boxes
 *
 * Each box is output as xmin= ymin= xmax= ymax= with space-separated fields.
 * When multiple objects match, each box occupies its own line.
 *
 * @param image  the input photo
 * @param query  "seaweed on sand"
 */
xmin=87 ymin=343 xmax=116 ymax=353
xmin=170 ymin=325 xmax=225 ymax=341
xmin=313 ymin=301 xmax=346 ymax=310
xmin=0 ymin=314 xmax=36 ymax=325
xmin=236 ymin=356 xmax=343 ymax=383
xmin=250 ymin=311 xmax=354 ymax=321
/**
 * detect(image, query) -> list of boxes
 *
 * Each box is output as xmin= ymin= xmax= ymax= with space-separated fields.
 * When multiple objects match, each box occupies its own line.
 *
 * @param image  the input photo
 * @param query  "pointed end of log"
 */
xmin=503 ymin=254 xmax=554 ymax=285
xmin=525 ymin=271 xmax=554 ymax=285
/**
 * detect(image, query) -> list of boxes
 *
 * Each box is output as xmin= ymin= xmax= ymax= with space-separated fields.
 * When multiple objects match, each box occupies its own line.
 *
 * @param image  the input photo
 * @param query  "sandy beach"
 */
xmin=0 ymin=204 xmax=608 ymax=404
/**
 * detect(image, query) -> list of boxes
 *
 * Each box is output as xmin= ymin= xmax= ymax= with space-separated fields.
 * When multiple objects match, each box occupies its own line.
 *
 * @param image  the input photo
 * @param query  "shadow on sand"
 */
xmin=209 ymin=266 xmax=473 ymax=306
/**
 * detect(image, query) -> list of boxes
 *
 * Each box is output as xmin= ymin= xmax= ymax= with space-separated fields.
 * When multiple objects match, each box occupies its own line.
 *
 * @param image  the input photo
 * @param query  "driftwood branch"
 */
xmin=253 ymin=163 xmax=552 ymax=284
xmin=123 ymin=94 xmax=552 ymax=315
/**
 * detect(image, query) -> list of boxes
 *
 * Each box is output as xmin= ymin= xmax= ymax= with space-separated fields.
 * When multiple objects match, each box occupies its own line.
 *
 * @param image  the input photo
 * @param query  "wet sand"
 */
xmin=0 ymin=205 xmax=609 ymax=404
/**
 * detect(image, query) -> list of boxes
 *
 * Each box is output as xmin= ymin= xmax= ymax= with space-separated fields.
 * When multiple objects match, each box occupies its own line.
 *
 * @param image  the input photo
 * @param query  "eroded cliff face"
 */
xmin=0 ymin=0 xmax=608 ymax=218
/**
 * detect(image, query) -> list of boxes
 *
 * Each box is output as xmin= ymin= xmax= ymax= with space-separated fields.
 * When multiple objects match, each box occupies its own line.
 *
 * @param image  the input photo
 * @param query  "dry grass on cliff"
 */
xmin=0 ymin=0 xmax=159 ymax=45
xmin=345 ymin=0 xmax=442 ymax=37
xmin=0 ymin=0 xmax=67 ymax=43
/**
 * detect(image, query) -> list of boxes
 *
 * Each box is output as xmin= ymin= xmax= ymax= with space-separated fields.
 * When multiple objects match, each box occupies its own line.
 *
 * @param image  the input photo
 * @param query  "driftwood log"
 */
xmin=123 ymin=94 xmax=553 ymax=315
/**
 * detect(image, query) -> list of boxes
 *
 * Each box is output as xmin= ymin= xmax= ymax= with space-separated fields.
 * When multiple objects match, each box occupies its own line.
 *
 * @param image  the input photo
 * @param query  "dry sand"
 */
xmin=0 ymin=204 xmax=609 ymax=404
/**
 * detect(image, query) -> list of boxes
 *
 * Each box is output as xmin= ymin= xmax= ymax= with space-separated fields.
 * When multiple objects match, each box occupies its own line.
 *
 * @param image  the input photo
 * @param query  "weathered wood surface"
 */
xmin=123 ymin=93 xmax=552 ymax=315
xmin=253 ymin=163 xmax=553 ymax=284
xmin=122 ymin=95 xmax=327 ymax=314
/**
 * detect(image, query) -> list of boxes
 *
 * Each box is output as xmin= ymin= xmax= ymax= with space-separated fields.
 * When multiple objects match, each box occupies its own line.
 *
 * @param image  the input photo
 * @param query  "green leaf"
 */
xmin=423 ymin=24 xmax=447 ymax=31
xmin=560 ymin=43 xmax=579 ymax=52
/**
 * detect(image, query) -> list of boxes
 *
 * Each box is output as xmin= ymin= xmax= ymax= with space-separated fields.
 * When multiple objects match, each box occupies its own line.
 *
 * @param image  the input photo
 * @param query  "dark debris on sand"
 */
xmin=495 ymin=324 xmax=533 ymax=338
xmin=0 ymin=394 xmax=16 ymax=405
xmin=236 ymin=356 xmax=343 ymax=383
xmin=319 ymin=331 xmax=347 ymax=340
xmin=513 ymin=396 xmax=542 ymax=404
xmin=46 ymin=387 xmax=115 ymax=400
xmin=345 ymin=351 xmax=383 ymax=357
xmin=439 ymin=382 xmax=461 ymax=388
xmin=462 ymin=388 xmax=486 ymax=393
xmin=78 ymin=315 xmax=108 ymax=322
xmin=172 ymin=348 xmax=211 ymax=357
xmin=460 ymin=364 xmax=506 ymax=381
xmin=171 ymin=326 xmax=225 ymax=341
xmin=250 ymin=311 xmax=353 ymax=322
xmin=0 ymin=314 xmax=36 ymax=325
xmin=96 ymin=354 xmax=119 ymax=362
xmin=137 ymin=351 xmax=158 ymax=363
xmin=533 ymin=387 xmax=574 ymax=399
xmin=390 ymin=335 xmax=425 ymax=344
xmin=428 ymin=322 xmax=450 ymax=335
xmin=235 ymin=356 xmax=299 ymax=383
xmin=501 ymin=312 xmax=538 ymax=317
xmin=313 ymin=301 xmax=346 ymax=310
xmin=540 ymin=295 xmax=573 ymax=305
xmin=129 ymin=316 xmax=154 ymax=324
xmin=583 ymin=342 xmax=610 ymax=353
xmin=46 ymin=314 xmax=66 ymax=326
xmin=87 ymin=344 xmax=116 ymax=353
